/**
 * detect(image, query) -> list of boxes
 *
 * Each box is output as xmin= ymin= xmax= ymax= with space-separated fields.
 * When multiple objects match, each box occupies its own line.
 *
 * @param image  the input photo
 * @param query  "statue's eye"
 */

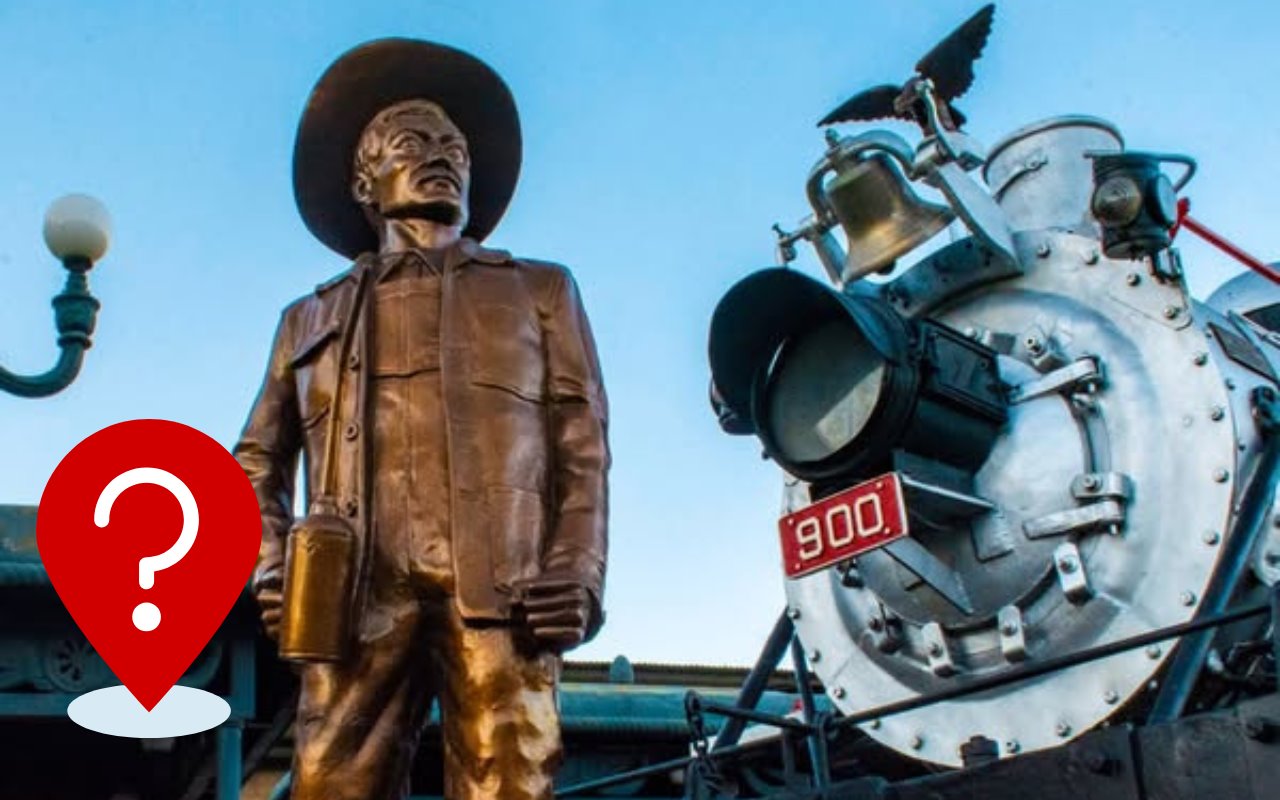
xmin=444 ymin=143 xmax=468 ymax=164
xmin=391 ymin=133 xmax=422 ymax=155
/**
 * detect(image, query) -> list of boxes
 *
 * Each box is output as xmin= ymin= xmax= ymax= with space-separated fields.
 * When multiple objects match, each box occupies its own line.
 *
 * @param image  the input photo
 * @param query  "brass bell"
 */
xmin=825 ymin=153 xmax=955 ymax=281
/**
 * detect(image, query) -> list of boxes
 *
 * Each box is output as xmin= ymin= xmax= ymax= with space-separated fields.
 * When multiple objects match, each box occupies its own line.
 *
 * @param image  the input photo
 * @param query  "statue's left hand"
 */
xmin=513 ymin=572 xmax=594 ymax=652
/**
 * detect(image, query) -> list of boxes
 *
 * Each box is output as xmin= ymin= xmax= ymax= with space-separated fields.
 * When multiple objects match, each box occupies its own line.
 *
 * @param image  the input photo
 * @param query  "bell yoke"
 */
xmin=234 ymin=38 xmax=609 ymax=800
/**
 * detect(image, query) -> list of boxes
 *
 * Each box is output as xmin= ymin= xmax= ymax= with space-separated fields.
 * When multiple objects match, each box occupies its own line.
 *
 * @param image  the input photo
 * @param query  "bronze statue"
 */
xmin=234 ymin=39 xmax=609 ymax=800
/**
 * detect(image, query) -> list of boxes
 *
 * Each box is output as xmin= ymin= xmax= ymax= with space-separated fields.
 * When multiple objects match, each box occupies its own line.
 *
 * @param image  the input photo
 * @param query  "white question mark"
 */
xmin=94 ymin=467 xmax=200 ymax=632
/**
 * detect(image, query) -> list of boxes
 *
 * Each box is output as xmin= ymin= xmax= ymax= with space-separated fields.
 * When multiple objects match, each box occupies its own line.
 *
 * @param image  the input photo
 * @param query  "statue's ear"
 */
xmin=351 ymin=172 xmax=374 ymax=206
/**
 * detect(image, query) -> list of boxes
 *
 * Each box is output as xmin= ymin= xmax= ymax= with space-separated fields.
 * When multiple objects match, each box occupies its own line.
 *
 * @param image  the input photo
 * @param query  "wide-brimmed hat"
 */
xmin=293 ymin=38 xmax=521 ymax=258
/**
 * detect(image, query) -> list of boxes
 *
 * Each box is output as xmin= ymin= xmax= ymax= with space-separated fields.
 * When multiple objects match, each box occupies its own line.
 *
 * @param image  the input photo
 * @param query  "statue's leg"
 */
xmin=292 ymin=578 xmax=436 ymax=800
xmin=435 ymin=606 xmax=563 ymax=800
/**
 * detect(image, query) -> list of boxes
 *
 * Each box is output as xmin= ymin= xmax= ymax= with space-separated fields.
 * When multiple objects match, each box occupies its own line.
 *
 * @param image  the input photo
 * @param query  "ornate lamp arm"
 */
xmin=0 ymin=195 xmax=111 ymax=399
xmin=0 ymin=258 xmax=100 ymax=397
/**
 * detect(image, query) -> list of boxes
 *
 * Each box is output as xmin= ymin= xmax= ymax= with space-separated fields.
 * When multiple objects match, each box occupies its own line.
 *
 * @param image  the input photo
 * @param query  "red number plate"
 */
xmin=778 ymin=472 xmax=909 ymax=579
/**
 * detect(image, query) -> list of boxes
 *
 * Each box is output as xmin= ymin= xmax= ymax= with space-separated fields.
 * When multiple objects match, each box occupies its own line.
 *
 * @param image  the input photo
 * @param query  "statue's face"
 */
xmin=353 ymin=100 xmax=471 ymax=230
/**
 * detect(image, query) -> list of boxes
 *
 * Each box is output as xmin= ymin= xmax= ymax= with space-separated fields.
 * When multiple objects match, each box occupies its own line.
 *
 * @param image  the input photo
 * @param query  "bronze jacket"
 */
xmin=234 ymin=238 xmax=609 ymax=637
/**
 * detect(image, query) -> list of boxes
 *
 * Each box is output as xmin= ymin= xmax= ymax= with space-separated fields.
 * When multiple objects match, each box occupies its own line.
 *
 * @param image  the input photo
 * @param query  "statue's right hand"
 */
xmin=253 ymin=573 xmax=284 ymax=642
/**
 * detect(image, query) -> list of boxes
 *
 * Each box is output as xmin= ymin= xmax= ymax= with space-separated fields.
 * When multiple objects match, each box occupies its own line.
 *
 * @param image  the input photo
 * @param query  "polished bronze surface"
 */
xmin=236 ymin=39 xmax=608 ymax=799
xmin=279 ymin=507 xmax=357 ymax=663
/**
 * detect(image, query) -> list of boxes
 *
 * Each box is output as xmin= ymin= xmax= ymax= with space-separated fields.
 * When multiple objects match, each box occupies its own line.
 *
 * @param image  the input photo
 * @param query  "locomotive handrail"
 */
xmin=554 ymin=591 xmax=1277 ymax=797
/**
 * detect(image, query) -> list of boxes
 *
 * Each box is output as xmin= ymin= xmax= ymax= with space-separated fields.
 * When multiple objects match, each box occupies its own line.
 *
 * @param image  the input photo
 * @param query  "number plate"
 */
xmin=778 ymin=472 xmax=909 ymax=579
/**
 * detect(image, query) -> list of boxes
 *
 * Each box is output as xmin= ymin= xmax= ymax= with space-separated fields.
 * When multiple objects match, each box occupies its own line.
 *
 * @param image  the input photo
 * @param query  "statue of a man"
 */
xmin=234 ymin=39 xmax=609 ymax=800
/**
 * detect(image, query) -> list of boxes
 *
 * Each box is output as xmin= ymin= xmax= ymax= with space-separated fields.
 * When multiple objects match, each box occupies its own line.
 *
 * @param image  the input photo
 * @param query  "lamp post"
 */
xmin=0 ymin=194 xmax=110 ymax=398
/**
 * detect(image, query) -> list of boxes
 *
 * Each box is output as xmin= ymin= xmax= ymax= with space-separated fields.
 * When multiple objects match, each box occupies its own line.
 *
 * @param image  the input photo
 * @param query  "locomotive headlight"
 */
xmin=1087 ymin=150 xmax=1195 ymax=260
xmin=709 ymin=268 xmax=1007 ymax=487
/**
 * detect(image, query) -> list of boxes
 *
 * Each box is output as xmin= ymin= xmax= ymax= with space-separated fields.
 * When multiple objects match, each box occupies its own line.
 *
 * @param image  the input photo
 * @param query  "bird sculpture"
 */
xmin=819 ymin=4 xmax=995 ymax=134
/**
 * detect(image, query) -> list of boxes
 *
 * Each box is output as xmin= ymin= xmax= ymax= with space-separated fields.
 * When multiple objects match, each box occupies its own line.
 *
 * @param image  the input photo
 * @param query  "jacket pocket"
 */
xmin=290 ymin=322 xmax=340 ymax=428
xmin=488 ymin=485 xmax=546 ymax=592
xmin=470 ymin=303 xmax=546 ymax=402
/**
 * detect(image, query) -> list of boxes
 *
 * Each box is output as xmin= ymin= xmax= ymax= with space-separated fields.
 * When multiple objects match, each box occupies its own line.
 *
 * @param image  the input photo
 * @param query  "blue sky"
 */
xmin=0 ymin=1 xmax=1275 ymax=665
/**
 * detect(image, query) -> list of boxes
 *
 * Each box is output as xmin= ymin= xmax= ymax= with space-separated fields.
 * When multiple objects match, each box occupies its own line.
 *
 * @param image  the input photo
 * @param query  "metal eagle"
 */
xmin=818 ymin=4 xmax=995 ymax=133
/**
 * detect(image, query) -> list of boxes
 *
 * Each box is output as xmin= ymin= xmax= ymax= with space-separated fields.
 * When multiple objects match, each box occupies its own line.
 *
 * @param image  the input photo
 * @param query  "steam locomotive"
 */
xmin=701 ymin=3 xmax=1280 ymax=794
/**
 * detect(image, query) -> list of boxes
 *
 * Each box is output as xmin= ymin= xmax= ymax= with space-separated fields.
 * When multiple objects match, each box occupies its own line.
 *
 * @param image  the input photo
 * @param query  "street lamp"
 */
xmin=1 ymin=194 xmax=109 ymax=398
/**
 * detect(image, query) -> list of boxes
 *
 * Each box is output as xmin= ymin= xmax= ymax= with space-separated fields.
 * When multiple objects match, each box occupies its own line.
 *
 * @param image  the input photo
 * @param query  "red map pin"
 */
xmin=37 ymin=419 xmax=261 ymax=719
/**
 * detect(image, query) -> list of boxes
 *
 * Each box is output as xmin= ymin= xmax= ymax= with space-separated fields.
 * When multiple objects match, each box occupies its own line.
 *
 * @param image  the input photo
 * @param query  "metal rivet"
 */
xmin=1058 ymin=556 xmax=1078 ymax=574
xmin=1226 ymin=378 xmax=1237 ymax=390
xmin=344 ymin=423 xmax=360 ymax=440
xmin=928 ymin=642 xmax=943 ymax=657
xmin=808 ymin=649 xmax=821 ymax=663
xmin=1125 ymin=272 xmax=1141 ymax=286
xmin=787 ymin=607 xmax=801 ymax=620
xmin=1163 ymin=306 xmax=1180 ymax=320
xmin=1180 ymin=591 xmax=1197 ymax=606
xmin=1146 ymin=645 xmax=1162 ymax=659
xmin=1193 ymin=352 xmax=1209 ymax=366
xmin=1203 ymin=530 xmax=1221 ymax=545
xmin=346 ymin=353 xmax=360 ymax=370
xmin=343 ymin=498 xmax=358 ymax=517
xmin=1213 ymin=468 xmax=1230 ymax=483
xmin=1082 ymin=474 xmax=1101 ymax=490
xmin=910 ymin=734 xmax=924 ymax=750
xmin=1210 ymin=406 xmax=1225 ymax=421
xmin=1055 ymin=722 xmax=1072 ymax=737
xmin=832 ymin=687 xmax=847 ymax=699
xmin=1036 ymin=242 xmax=1051 ymax=258
xmin=1104 ymin=689 xmax=1119 ymax=705
xmin=1084 ymin=249 xmax=1100 ymax=265
xmin=1005 ymin=740 xmax=1021 ymax=754
xmin=1001 ymin=621 xmax=1019 ymax=636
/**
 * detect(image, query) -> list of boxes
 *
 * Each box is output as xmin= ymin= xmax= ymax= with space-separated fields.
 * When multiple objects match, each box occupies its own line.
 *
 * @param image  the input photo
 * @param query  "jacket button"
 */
xmin=346 ymin=353 xmax=360 ymax=370
xmin=343 ymin=423 xmax=359 ymax=440
xmin=343 ymin=498 xmax=358 ymax=517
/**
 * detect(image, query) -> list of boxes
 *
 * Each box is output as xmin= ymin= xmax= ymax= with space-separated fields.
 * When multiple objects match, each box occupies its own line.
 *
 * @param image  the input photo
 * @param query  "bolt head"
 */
xmin=832 ymin=686 xmax=846 ymax=699
xmin=1036 ymin=242 xmax=1052 ymax=258
xmin=1193 ymin=352 xmax=1209 ymax=366
xmin=787 ymin=607 xmax=801 ymax=620
xmin=1210 ymin=406 xmax=1225 ymax=421
xmin=1180 ymin=590 xmax=1197 ymax=606
xmin=1059 ymin=556 xmax=1079 ymax=574
xmin=1082 ymin=475 xmax=1101 ymax=490
xmin=927 ymin=642 xmax=943 ymax=657
xmin=1085 ymin=249 xmax=1100 ymax=265
xmin=1005 ymin=739 xmax=1021 ymax=754
xmin=1213 ymin=468 xmax=1230 ymax=483
xmin=1203 ymin=530 xmax=1221 ymax=545
xmin=1125 ymin=272 xmax=1141 ymax=286
xmin=910 ymin=734 xmax=924 ymax=750
xmin=1147 ymin=645 xmax=1162 ymax=659
xmin=1055 ymin=722 xmax=1072 ymax=737
xmin=1104 ymin=689 xmax=1119 ymax=704
xmin=1163 ymin=305 xmax=1180 ymax=319
xmin=1000 ymin=621 xmax=1019 ymax=636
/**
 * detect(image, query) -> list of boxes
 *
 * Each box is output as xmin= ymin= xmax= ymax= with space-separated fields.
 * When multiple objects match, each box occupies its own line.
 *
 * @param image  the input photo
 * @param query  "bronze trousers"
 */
xmin=291 ymin=577 xmax=563 ymax=800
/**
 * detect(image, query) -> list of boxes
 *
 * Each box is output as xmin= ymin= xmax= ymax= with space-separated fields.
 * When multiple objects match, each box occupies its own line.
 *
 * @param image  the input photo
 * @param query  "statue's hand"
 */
xmin=513 ymin=572 xmax=594 ymax=652
xmin=253 ymin=571 xmax=284 ymax=642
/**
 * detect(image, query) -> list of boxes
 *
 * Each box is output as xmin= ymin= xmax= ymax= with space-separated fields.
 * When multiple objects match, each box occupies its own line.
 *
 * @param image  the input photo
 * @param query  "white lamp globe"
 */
xmin=43 ymin=193 xmax=112 ymax=263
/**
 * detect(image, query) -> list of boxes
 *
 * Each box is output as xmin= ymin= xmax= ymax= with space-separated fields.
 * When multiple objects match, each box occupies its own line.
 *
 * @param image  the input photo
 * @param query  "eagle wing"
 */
xmin=915 ymin=3 xmax=995 ymax=101
xmin=818 ymin=84 xmax=910 ymax=127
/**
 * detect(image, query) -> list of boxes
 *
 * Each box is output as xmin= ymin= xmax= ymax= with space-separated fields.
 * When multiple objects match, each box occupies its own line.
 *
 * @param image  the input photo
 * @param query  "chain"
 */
xmin=684 ymin=691 xmax=735 ymax=797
